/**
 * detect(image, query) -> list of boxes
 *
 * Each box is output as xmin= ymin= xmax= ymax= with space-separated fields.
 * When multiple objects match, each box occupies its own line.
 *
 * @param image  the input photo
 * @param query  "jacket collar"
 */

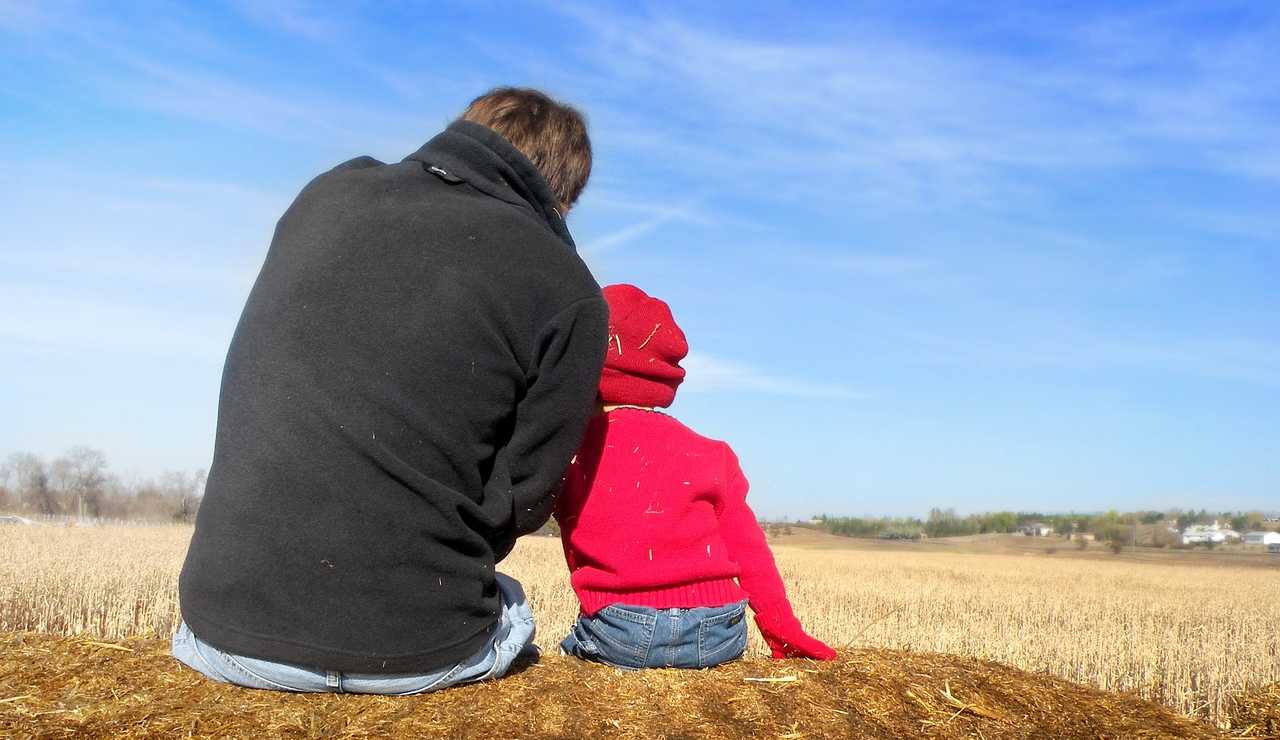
xmin=405 ymin=121 xmax=575 ymax=249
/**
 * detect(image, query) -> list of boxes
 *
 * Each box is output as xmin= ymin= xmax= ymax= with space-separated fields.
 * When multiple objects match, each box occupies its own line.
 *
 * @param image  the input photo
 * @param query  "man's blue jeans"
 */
xmin=171 ymin=573 xmax=536 ymax=694
xmin=561 ymin=600 xmax=748 ymax=669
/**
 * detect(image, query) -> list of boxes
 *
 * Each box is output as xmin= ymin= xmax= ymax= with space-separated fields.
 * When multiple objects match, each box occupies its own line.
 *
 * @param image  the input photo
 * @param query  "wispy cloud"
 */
xmin=544 ymin=1 xmax=1280 ymax=214
xmin=228 ymin=0 xmax=340 ymax=42
xmin=787 ymin=251 xmax=939 ymax=278
xmin=101 ymin=48 xmax=424 ymax=148
xmin=0 ymin=171 xmax=274 ymax=337
xmin=580 ymin=198 xmax=710 ymax=255
xmin=0 ymin=5 xmax=450 ymax=154
xmin=0 ymin=283 xmax=233 ymax=361
xmin=0 ymin=0 xmax=58 ymax=31
xmin=0 ymin=249 xmax=257 ymax=294
xmin=681 ymin=352 xmax=863 ymax=400
xmin=223 ymin=0 xmax=451 ymax=101
xmin=879 ymin=318 xmax=1280 ymax=388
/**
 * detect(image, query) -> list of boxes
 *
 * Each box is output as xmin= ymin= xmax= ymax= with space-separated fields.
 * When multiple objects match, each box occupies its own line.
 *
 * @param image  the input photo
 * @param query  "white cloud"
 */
xmin=581 ymin=201 xmax=706 ymax=255
xmin=0 ymin=170 xmax=280 ymax=295
xmin=0 ymin=0 xmax=58 ymax=31
xmin=2 ymin=8 xmax=451 ymax=153
xmin=544 ymin=1 xmax=1280 ymax=216
xmin=788 ymin=252 xmax=939 ymax=278
xmin=0 ymin=283 xmax=233 ymax=361
xmin=228 ymin=0 xmax=341 ymax=42
xmin=885 ymin=319 xmax=1280 ymax=388
xmin=681 ymin=352 xmax=863 ymax=400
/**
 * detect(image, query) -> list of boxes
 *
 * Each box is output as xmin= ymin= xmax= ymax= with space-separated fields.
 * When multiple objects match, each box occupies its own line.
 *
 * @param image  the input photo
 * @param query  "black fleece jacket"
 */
xmin=178 ymin=121 xmax=607 ymax=673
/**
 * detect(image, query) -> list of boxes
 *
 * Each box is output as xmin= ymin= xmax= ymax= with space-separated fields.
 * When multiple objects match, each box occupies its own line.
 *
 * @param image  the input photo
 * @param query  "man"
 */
xmin=173 ymin=88 xmax=608 ymax=694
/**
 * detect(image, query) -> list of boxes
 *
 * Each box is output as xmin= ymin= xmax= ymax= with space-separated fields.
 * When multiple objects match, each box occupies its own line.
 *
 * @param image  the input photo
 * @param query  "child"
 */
xmin=554 ymin=283 xmax=836 ymax=669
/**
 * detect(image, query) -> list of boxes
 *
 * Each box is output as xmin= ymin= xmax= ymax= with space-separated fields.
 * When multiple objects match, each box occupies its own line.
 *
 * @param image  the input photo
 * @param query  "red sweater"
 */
xmin=555 ymin=408 xmax=793 ymax=621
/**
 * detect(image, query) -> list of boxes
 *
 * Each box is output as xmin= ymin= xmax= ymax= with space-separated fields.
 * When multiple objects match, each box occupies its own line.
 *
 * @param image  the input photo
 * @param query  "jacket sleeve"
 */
xmin=486 ymin=295 xmax=608 ymax=561
xmin=715 ymin=444 xmax=837 ymax=660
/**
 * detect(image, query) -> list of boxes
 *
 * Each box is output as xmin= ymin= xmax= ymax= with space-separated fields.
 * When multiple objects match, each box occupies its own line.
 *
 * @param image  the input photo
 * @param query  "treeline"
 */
xmin=1167 ymin=508 xmax=1276 ymax=534
xmin=816 ymin=509 xmax=1022 ymax=540
xmin=1 ymin=447 xmax=204 ymax=522
xmin=814 ymin=507 xmax=1278 ymax=541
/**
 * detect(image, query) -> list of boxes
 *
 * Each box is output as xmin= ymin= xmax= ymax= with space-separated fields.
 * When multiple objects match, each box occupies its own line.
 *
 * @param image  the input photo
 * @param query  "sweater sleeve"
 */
xmin=713 ymin=444 xmax=792 ymax=614
xmin=715 ymin=444 xmax=837 ymax=660
xmin=485 ymin=295 xmax=608 ymax=561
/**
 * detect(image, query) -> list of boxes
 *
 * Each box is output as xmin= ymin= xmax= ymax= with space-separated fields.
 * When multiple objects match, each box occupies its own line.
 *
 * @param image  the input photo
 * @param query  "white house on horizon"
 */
xmin=1244 ymin=531 xmax=1280 ymax=547
xmin=1181 ymin=520 xmax=1239 ymax=545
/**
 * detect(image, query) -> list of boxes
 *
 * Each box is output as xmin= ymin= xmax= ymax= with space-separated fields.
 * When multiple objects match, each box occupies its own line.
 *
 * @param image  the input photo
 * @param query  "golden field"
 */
xmin=2 ymin=525 xmax=1277 ymax=727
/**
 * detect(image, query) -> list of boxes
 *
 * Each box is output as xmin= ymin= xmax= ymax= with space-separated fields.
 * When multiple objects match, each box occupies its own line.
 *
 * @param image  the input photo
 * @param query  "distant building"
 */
xmin=1017 ymin=523 xmax=1054 ymax=537
xmin=1244 ymin=531 xmax=1280 ymax=547
xmin=1182 ymin=520 xmax=1232 ymax=545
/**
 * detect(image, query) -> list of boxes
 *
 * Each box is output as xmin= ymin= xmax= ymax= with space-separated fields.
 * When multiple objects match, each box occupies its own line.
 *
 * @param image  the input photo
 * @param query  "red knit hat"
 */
xmin=599 ymin=284 xmax=688 ymax=408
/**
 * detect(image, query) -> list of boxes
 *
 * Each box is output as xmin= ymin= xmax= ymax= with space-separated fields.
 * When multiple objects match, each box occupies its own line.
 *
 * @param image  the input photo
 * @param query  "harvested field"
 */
xmin=0 ymin=633 xmax=1227 ymax=739
xmin=2 ymin=525 xmax=1278 ymax=734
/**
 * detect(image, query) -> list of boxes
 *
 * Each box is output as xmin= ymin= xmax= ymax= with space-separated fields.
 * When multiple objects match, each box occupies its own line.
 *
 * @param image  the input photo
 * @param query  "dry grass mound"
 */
xmin=1231 ymin=683 xmax=1280 ymax=739
xmin=0 ymin=633 xmax=1228 ymax=739
xmin=8 ymin=529 xmax=1279 ymax=726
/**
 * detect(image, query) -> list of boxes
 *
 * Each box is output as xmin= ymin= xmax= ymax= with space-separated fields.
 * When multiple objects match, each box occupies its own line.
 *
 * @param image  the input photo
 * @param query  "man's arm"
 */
xmin=486 ymin=295 xmax=608 ymax=561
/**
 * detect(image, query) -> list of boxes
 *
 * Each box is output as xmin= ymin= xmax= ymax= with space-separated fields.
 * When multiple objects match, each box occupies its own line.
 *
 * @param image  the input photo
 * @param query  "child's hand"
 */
xmin=762 ymin=630 xmax=837 ymax=660
xmin=754 ymin=613 xmax=838 ymax=660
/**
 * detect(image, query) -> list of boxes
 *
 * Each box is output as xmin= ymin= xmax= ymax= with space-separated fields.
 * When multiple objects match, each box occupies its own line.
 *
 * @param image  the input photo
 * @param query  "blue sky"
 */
xmin=1 ymin=1 xmax=1276 ymax=518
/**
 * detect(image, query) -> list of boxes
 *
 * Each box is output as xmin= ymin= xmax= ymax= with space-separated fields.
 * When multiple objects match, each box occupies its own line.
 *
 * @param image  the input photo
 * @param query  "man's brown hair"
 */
xmin=460 ymin=87 xmax=592 ymax=210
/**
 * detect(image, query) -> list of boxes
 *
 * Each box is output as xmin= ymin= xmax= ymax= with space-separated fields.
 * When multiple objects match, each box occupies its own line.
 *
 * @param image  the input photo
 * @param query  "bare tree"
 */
xmin=48 ymin=456 xmax=72 ymax=511
xmin=189 ymin=468 xmax=207 ymax=519
xmin=52 ymin=446 xmax=109 ymax=519
xmin=7 ymin=452 xmax=55 ymax=514
xmin=0 ymin=458 xmax=12 ymax=509
xmin=3 ymin=447 xmax=207 ymax=522
xmin=163 ymin=469 xmax=205 ymax=523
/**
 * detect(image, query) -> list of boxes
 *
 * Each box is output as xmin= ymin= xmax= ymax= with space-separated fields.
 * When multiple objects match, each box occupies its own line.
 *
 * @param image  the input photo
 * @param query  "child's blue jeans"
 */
xmin=171 ymin=573 xmax=536 ymax=694
xmin=560 ymin=600 xmax=748 ymax=669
